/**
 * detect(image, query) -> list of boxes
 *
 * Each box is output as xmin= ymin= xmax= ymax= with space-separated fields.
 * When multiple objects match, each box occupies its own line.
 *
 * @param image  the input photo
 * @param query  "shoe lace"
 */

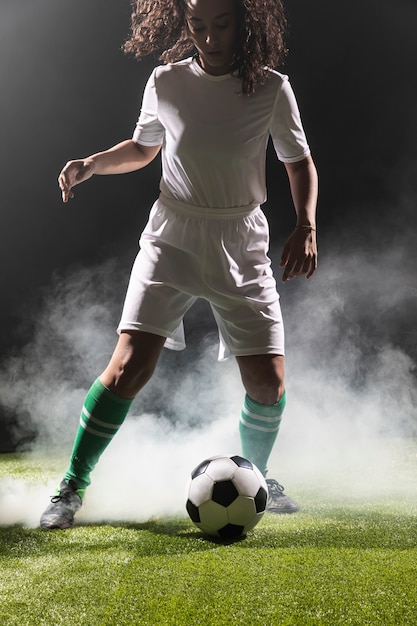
xmin=50 ymin=493 xmax=71 ymax=504
xmin=50 ymin=485 xmax=76 ymax=503
xmin=49 ymin=480 xmax=80 ymax=504
xmin=266 ymin=479 xmax=285 ymax=497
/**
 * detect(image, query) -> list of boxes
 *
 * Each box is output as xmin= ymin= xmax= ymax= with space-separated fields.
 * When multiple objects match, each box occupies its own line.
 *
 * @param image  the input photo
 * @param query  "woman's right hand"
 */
xmin=57 ymin=158 xmax=95 ymax=203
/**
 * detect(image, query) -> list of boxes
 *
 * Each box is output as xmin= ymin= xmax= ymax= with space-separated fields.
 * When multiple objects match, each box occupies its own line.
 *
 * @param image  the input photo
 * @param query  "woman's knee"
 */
xmin=236 ymin=354 xmax=285 ymax=404
xmin=100 ymin=331 xmax=166 ymax=398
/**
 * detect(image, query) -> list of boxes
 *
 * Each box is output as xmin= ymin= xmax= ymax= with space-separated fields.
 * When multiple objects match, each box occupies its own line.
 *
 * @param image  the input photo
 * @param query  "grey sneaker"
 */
xmin=40 ymin=480 xmax=82 ymax=529
xmin=266 ymin=479 xmax=299 ymax=514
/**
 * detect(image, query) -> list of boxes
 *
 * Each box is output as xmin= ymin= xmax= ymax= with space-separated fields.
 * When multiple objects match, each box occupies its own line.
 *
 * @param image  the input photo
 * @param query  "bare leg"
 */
xmin=100 ymin=330 xmax=167 ymax=398
xmin=236 ymin=353 xmax=298 ymax=512
xmin=40 ymin=330 xmax=168 ymax=528
xmin=236 ymin=354 xmax=285 ymax=404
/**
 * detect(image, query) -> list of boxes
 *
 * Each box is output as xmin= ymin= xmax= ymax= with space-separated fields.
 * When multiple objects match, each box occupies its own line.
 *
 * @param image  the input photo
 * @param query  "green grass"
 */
xmin=1 ymin=448 xmax=417 ymax=626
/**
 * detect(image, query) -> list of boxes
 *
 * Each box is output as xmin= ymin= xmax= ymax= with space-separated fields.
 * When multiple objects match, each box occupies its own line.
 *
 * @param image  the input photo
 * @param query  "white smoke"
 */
xmin=0 ymin=243 xmax=416 ymax=526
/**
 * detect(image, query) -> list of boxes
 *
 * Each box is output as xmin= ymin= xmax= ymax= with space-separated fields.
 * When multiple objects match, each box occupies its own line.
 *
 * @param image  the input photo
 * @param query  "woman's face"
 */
xmin=185 ymin=0 xmax=237 ymax=76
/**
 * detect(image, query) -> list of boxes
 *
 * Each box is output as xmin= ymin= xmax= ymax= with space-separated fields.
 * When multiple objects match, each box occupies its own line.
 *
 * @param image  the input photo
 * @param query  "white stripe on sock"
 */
xmin=240 ymin=415 xmax=281 ymax=433
xmin=81 ymin=406 xmax=121 ymax=430
xmin=79 ymin=418 xmax=115 ymax=439
xmin=242 ymin=408 xmax=282 ymax=424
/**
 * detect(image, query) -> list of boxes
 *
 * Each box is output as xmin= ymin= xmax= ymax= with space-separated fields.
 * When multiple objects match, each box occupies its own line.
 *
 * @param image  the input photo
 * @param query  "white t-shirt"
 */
xmin=133 ymin=57 xmax=310 ymax=209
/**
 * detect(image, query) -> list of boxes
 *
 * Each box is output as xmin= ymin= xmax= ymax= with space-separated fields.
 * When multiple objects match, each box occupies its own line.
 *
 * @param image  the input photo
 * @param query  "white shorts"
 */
xmin=118 ymin=196 xmax=284 ymax=361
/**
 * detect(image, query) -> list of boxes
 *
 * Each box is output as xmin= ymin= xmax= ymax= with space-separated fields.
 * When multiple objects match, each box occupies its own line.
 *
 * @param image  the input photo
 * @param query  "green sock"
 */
xmin=63 ymin=378 xmax=133 ymax=496
xmin=239 ymin=391 xmax=286 ymax=476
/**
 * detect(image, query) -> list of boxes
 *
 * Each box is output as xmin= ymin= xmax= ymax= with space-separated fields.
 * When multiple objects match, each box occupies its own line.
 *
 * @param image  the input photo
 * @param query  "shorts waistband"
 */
xmin=158 ymin=194 xmax=261 ymax=220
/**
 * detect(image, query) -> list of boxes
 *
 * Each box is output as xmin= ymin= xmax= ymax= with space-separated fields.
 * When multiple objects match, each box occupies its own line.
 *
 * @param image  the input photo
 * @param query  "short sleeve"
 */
xmin=270 ymin=76 xmax=311 ymax=163
xmin=132 ymin=69 xmax=165 ymax=146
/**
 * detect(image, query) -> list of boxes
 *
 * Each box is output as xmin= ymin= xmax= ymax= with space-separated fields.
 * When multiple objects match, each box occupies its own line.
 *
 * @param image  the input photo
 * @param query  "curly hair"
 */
xmin=123 ymin=0 xmax=288 ymax=95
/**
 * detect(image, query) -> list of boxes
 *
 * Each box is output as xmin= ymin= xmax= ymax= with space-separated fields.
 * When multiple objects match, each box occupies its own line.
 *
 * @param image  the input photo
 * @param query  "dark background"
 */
xmin=1 ymin=0 xmax=416 ymax=449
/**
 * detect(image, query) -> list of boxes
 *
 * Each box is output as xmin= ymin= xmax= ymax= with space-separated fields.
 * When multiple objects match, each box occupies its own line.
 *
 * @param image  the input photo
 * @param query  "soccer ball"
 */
xmin=185 ymin=455 xmax=268 ymax=539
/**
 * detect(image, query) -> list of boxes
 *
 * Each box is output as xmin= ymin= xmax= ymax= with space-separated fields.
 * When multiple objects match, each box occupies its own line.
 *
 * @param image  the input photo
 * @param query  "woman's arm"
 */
xmin=58 ymin=140 xmax=162 ymax=202
xmin=280 ymin=155 xmax=319 ymax=281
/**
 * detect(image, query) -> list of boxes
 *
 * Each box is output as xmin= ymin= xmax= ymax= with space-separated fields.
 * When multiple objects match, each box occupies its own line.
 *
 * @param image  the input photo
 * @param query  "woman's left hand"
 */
xmin=280 ymin=226 xmax=317 ymax=282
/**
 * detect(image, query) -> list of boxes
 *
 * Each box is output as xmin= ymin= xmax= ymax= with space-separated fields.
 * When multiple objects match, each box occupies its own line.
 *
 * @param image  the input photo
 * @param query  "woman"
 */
xmin=40 ymin=0 xmax=318 ymax=529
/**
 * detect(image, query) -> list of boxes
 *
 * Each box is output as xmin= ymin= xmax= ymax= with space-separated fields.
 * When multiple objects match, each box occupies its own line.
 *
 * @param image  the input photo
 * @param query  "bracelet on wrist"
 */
xmin=296 ymin=224 xmax=316 ymax=232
